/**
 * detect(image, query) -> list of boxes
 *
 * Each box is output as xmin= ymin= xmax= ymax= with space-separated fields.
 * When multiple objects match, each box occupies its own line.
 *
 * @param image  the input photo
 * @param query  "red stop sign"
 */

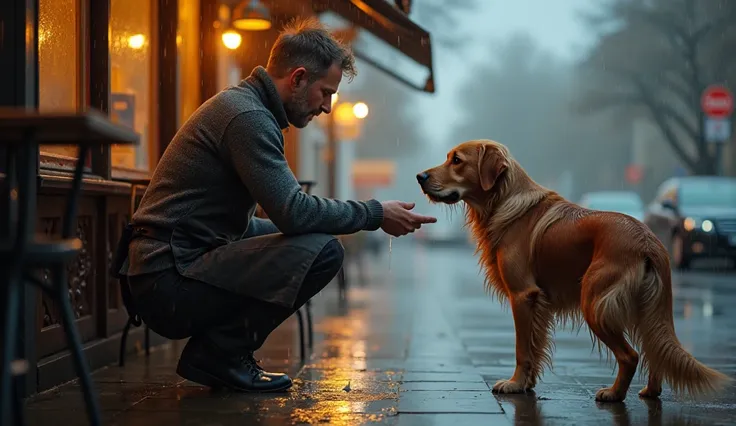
xmin=701 ymin=85 xmax=733 ymax=118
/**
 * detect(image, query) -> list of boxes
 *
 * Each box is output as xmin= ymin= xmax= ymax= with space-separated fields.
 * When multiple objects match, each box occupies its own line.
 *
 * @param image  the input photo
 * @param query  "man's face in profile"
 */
xmin=285 ymin=64 xmax=342 ymax=128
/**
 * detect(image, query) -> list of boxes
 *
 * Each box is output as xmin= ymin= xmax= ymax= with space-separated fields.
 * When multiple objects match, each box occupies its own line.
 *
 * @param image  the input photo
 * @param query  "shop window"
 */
xmin=110 ymin=0 xmax=154 ymax=173
xmin=178 ymin=0 xmax=201 ymax=125
xmin=38 ymin=0 xmax=82 ymax=160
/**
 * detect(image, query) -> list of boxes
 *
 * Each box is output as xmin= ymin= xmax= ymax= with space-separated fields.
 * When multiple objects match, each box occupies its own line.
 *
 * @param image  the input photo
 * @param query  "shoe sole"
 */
xmin=176 ymin=363 xmax=293 ymax=393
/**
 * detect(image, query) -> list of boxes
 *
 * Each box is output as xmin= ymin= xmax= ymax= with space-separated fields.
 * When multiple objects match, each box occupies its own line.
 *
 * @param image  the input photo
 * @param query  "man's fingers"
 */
xmin=412 ymin=213 xmax=438 ymax=224
xmin=399 ymin=201 xmax=415 ymax=210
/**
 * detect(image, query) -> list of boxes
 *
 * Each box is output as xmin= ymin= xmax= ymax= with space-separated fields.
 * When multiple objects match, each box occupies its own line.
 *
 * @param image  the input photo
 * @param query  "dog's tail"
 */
xmin=635 ymin=250 xmax=731 ymax=398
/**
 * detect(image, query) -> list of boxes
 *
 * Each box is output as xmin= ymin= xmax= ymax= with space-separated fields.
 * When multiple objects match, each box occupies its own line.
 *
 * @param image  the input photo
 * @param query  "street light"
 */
xmin=352 ymin=102 xmax=369 ymax=119
xmin=326 ymin=100 xmax=369 ymax=198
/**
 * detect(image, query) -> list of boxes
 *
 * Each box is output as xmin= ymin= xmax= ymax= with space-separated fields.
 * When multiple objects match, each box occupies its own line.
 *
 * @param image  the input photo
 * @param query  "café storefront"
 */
xmin=0 ymin=0 xmax=434 ymax=396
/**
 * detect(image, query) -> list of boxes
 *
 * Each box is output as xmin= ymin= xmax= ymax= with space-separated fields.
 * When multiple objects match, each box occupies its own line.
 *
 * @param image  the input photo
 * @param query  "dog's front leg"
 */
xmin=493 ymin=287 xmax=553 ymax=394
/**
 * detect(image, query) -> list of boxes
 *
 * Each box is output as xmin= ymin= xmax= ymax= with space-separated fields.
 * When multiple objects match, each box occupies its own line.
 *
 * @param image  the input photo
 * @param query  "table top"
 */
xmin=0 ymin=108 xmax=139 ymax=145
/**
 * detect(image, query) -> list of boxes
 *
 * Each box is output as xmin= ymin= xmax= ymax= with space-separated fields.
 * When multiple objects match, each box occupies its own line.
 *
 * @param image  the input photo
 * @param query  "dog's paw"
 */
xmin=492 ymin=379 xmax=526 ymax=394
xmin=638 ymin=386 xmax=661 ymax=399
xmin=595 ymin=387 xmax=625 ymax=402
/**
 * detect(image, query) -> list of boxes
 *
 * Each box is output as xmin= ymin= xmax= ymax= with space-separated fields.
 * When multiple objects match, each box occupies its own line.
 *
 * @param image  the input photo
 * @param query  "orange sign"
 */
xmin=352 ymin=160 xmax=396 ymax=188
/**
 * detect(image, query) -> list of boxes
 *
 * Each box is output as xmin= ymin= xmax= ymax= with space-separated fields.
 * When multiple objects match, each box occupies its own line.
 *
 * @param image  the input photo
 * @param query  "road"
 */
xmin=25 ymin=240 xmax=736 ymax=425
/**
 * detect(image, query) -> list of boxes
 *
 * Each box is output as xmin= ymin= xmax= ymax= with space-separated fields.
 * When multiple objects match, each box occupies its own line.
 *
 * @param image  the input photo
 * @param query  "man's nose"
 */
xmin=416 ymin=172 xmax=430 ymax=183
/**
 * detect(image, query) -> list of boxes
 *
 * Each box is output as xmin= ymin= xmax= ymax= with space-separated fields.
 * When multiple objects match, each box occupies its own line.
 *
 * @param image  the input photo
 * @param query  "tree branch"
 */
xmin=658 ymin=103 xmax=699 ymax=142
xmin=634 ymin=79 xmax=700 ymax=172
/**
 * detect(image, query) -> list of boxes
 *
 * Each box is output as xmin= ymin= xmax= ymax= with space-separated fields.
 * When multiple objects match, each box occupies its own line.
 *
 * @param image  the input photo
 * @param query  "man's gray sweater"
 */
xmin=122 ymin=66 xmax=384 ymax=277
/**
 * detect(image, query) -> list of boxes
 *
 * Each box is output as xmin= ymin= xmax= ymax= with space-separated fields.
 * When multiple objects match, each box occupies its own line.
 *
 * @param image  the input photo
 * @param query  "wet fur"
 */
xmin=419 ymin=139 xmax=732 ymax=402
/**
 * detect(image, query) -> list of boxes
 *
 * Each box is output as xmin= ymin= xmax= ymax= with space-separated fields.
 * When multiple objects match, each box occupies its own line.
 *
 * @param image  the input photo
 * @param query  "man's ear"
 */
xmin=477 ymin=144 xmax=507 ymax=192
xmin=289 ymin=67 xmax=308 ymax=89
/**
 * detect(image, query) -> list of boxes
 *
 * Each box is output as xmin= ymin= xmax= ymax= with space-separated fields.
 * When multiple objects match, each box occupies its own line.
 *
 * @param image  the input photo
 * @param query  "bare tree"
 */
xmin=451 ymin=32 xmax=633 ymax=200
xmin=576 ymin=0 xmax=736 ymax=175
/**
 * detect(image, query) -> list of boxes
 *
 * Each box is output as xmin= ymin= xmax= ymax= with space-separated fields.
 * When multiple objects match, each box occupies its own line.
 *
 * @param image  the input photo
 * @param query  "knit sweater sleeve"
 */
xmin=222 ymin=111 xmax=384 ymax=235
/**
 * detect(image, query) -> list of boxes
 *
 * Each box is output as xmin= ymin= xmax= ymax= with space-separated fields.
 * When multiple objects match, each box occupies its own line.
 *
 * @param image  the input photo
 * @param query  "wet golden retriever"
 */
xmin=416 ymin=139 xmax=731 ymax=402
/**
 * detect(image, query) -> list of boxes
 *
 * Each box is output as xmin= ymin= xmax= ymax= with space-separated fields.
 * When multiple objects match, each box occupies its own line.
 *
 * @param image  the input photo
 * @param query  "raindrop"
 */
xmin=388 ymin=236 xmax=393 ymax=271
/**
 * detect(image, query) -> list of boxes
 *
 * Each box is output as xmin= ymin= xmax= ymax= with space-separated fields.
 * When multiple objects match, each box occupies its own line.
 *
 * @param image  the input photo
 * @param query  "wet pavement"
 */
xmin=24 ymin=241 xmax=736 ymax=425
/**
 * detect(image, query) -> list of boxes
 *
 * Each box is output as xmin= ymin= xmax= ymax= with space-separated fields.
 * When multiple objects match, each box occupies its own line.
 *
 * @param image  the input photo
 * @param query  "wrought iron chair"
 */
xmin=0 ymin=110 xmax=138 ymax=426
xmin=117 ymin=178 xmax=150 ymax=367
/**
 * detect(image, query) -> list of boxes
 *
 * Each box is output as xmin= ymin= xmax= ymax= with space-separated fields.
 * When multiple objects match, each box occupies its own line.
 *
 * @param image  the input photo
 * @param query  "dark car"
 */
xmin=643 ymin=176 xmax=736 ymax=270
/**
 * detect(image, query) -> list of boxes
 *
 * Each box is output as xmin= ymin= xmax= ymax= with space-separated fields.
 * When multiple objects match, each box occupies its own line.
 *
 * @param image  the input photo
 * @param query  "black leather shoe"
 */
xmin=241 ymin=352 xmax=291 ymax=382
xmin=176 ymin=340 xmax=292 ymax=392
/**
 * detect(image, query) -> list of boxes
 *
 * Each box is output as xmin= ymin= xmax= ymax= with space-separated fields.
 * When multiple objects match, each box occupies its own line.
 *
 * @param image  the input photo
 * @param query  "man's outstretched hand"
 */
xmin=380 ymin=201 xmax=437 ymax=237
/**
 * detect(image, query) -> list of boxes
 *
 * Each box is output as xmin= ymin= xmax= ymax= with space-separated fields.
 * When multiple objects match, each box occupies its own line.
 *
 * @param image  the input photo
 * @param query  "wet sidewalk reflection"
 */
xmin=24 ymin=241 xmax=736 ymax=425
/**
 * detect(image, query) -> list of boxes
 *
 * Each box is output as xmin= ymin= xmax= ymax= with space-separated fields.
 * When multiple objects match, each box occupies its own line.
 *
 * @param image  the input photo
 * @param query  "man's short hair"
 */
xmin=266 ymin=16 xmax=357 ymax=83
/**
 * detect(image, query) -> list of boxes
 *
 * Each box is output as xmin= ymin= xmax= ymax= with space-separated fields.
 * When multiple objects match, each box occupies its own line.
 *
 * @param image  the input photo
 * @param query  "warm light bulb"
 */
xmin=353 ymin=102 xmax=369 ymax=119
xmin=222 ymin=30 xmax=242 ymax=50
xmin=128 ymin=34 xmax=146 ymax=49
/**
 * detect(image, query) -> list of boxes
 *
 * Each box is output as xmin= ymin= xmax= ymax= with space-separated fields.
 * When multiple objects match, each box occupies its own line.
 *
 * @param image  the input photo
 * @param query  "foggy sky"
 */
xmin=416 ymin=0 xmax=595 ymax=149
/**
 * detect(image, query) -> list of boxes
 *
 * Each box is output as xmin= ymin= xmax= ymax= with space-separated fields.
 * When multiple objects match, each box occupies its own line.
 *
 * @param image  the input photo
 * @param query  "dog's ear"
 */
xmin=478 ymin=144 xmax=507 ymax=192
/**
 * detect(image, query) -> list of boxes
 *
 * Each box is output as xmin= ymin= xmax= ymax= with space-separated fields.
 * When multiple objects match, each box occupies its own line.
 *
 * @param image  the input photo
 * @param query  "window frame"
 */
xmin=37 ymin=0 xmax=90 ymax=174
xmin=109 ymin=0 xmax=160 ymax=180
xmin=33 ymin=0 xmax=170 ymax=181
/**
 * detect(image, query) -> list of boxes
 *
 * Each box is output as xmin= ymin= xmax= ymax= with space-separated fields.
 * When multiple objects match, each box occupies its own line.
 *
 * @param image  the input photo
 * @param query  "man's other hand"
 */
xmin=380 ymin=201 xmax=437 ymax=237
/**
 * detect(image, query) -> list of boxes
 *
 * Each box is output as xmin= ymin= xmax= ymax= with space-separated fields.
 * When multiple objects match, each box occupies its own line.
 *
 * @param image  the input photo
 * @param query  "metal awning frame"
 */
xmin=312 ymin=0 xmax=436 ymax=93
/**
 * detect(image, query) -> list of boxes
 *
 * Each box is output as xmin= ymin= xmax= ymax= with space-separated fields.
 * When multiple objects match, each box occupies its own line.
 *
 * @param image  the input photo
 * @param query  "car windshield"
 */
xmin=584 ymin=196 xmax=643 ymax=211
xmin=680 ymin=180 xmax=736 ymax=208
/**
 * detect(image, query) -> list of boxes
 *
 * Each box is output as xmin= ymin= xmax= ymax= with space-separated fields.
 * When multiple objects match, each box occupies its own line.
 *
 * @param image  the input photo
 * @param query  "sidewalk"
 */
xmin=25 ymin=241 xmax=736 ymax=425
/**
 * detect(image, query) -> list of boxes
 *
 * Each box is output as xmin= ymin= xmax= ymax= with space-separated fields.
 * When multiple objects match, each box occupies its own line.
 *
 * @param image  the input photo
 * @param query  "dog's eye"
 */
xmin=451 ymin=154 xmax=462 ymax=165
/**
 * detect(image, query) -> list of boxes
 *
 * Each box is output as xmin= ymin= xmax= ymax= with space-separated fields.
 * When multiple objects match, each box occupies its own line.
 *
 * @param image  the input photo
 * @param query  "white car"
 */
xmin=578 ymin=190 xmax=645 ymax=222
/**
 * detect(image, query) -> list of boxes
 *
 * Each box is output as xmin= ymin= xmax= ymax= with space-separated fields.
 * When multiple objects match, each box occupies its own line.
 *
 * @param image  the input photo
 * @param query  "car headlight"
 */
xmin=683 ymin=217 xmax=714 ymax=233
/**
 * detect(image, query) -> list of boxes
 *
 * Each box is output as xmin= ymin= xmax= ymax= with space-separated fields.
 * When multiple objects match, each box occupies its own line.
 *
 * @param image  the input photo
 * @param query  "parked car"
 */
xmin=578 ymin=190 xmax=645 ymax=222
xmin=643 ymin=176 xmax=736 ymax=270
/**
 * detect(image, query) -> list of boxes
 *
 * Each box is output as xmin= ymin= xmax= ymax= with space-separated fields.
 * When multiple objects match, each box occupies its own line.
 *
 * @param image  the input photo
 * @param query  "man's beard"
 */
xmin=284 ymin=87 xmax=316 ymax=128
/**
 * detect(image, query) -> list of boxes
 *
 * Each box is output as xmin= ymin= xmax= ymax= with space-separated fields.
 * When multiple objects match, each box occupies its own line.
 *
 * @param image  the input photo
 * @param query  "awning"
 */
xmin=265 ymin=0 xmax=435 ymax=93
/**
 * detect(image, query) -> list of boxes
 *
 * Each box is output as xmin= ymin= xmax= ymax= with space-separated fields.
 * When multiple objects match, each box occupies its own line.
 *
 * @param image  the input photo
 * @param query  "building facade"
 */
xmin=0 ymin=0 xmax=434 ymax=396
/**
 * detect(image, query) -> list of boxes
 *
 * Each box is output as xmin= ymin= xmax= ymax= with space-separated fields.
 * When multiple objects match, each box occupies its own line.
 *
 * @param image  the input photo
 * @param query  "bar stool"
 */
xmin=0 ymin=109 xmax=138 ymax=426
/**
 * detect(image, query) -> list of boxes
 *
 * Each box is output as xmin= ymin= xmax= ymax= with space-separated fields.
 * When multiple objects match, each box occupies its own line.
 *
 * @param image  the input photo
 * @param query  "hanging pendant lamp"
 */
xmin=232 ymin=0 xmax=272 ymax=31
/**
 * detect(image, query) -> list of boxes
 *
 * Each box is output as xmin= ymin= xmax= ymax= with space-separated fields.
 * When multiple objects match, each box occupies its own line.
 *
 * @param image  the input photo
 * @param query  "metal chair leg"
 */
xmin=119 ymin=317 xmax=134 ymax=367
xmin=337 ymin=267 xmax=347 ymax=300
xmin=0 ymin=270 xmax=22 ymax=426
xmin=55 ymin=266 xmax=101 ymax=426
xmin=294 ymin=309 xmax=306 ymax=361
xmin=144 ymin=325 xmax=150 ymax=356
xmin=12 ymin=376 xmax=26 ymax=426
xmin=305 ymin=301 xmax=314 ymax=349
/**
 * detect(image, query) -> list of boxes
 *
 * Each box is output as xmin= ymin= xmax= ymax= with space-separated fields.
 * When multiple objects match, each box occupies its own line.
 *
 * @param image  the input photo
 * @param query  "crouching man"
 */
xmin=114 ymin=17 xmax=436 ymax=392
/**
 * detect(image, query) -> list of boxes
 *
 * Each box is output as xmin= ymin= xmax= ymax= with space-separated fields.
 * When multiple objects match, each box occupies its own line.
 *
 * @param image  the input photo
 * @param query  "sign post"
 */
xmin=701 ymin=85 xmax=733 ymax=175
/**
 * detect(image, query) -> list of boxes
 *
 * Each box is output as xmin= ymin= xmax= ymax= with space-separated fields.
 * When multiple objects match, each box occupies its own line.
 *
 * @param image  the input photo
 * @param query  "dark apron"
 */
xmin=111 ymin=217 xmax=335 ymax=324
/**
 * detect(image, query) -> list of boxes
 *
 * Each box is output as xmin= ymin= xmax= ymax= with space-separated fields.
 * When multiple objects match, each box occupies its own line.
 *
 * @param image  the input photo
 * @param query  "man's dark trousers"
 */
xmin=128 ymin=234 xmax=344 ymax=391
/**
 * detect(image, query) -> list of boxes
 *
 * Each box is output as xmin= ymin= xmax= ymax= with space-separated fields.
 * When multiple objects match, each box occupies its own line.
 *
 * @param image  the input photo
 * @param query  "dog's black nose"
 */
xmin=416 ymin=172 xmax=430 ymax=183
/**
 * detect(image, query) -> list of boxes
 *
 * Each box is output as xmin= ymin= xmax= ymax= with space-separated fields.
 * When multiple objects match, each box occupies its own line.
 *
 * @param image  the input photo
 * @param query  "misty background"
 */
xmin=303 ymin=0 xmax=736 ymax=240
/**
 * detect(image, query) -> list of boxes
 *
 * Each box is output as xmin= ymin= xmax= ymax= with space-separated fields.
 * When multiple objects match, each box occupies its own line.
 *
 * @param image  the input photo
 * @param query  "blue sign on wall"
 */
xmin=111 ymin=93 xmax=136 ymax=130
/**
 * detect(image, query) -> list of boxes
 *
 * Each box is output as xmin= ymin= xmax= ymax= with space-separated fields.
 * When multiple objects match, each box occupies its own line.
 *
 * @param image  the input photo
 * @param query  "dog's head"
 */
xmin=417 ymin=139 xmax=511 ymax=205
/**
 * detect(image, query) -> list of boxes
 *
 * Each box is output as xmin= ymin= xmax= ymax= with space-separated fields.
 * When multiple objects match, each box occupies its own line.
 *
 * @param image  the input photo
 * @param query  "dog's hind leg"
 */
xmin=493 ymin=287 xmax=555 ymax=394
xmin=581 ymin=264 xmax=640 ymax=402
xmin=639 ymin=371 xmax=662 ymax=398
